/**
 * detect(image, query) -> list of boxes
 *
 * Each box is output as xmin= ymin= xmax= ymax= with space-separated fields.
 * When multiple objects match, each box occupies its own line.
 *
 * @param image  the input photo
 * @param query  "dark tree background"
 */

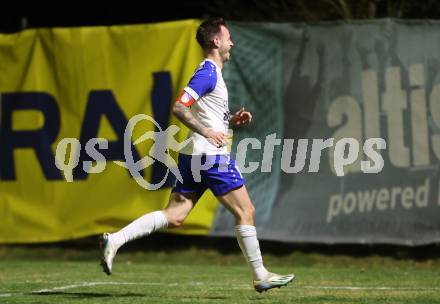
xmin=2 ymin=0 xmax=440 ymax=33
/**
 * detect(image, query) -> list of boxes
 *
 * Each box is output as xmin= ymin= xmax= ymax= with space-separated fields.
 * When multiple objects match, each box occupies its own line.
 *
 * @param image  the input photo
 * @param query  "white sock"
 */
xmin=235 ymin=225 xmax=269 ymax=281
xmin=110 ymin=211 xmax=168 ymax=251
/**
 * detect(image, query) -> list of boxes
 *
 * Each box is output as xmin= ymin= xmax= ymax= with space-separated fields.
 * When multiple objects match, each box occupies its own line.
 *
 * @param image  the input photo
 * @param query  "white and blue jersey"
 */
xmin=173 ymin=59 xmax=244 ymax=197
xmin=180 ymin=59 xmax=231 ymax=155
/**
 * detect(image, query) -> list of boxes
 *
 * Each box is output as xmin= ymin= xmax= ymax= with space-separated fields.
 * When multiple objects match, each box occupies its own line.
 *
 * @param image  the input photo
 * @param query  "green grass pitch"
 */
xmin=1 ymin=243 xmax=440 ymax=303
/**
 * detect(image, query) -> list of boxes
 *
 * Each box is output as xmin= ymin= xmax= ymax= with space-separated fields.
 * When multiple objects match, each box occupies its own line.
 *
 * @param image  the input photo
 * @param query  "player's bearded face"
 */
xmin=218 ymin=26 xmax=233 ymax=62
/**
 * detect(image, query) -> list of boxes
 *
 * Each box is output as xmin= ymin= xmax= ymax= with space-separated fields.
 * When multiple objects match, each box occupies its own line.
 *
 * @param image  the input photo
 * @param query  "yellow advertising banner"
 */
xmin=0 ymin=19 xmax=219 ymax=243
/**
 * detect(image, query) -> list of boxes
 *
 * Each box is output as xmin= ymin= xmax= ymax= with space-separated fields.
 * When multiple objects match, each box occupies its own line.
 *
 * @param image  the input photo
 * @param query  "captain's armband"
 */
xmin=176 ymin=91 xmax=196 ymax=107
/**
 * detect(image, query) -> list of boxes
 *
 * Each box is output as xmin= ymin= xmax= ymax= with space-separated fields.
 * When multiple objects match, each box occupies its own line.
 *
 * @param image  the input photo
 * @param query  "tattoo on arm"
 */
xmin=173 ymin=102 xmax=209 ymax=137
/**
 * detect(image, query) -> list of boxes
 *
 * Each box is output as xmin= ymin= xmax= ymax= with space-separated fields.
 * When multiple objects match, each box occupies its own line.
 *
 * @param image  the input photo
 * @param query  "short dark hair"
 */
xmin=196 ymin=17 xmax=226 ymax=50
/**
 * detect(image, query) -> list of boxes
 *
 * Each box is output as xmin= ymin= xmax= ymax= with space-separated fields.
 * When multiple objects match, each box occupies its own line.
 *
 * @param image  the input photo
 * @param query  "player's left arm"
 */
xmin=172 ymin=92 xmax=227 ymax=148
xmin=229 ymin=107 xmax=252 ymax=128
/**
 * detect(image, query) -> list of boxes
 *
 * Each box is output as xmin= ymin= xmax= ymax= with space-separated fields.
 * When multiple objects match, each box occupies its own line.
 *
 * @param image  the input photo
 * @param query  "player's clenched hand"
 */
xmin=204 ymin=129 xmax=227 ymax=148
xmin=230 ymin=107 xmax=252 ymax=127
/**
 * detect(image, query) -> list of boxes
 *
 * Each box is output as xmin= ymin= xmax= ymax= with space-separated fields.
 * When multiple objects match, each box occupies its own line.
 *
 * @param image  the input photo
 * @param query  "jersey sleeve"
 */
xmin=184 ymin=61 xmax=217 ymax=100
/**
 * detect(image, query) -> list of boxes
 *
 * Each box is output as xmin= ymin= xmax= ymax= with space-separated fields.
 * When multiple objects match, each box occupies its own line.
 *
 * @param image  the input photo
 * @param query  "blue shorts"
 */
xmin=172 ymin=154 xmax=245 ymax=198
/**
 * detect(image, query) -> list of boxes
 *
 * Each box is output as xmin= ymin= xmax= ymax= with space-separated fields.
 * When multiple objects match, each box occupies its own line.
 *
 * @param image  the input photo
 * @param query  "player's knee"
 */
xmin=236 ymin=204 xmax=255 ymax=224
xmin=249 ymin=204 xmax=256 ymax=219
xmin=166 ymin=213 xmax=186 ymax=228
xmin=245 ymin=204 xmax=256 ymax=221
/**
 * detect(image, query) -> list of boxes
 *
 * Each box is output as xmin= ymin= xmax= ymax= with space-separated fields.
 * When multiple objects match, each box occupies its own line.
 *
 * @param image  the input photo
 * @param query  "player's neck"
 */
xmin=206 ymin=54 xmax=223 ymax=70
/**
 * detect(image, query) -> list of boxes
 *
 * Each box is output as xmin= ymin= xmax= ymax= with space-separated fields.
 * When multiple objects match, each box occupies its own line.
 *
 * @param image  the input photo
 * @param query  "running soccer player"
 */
xmin=100 ymin=17 xmax=294 ymax=293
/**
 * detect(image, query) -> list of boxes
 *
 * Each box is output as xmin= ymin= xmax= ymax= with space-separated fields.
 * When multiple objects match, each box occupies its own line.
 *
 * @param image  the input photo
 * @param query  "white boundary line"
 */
xmin=0 ymin=281 xmax=244 ymax=298
xmin=303 ymin=286 xmax=440 ymax=291
xmin=0 ymin=282 xmax=159 ymax=298
xmin=1 ymin=282 xmax=440 ymax=298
